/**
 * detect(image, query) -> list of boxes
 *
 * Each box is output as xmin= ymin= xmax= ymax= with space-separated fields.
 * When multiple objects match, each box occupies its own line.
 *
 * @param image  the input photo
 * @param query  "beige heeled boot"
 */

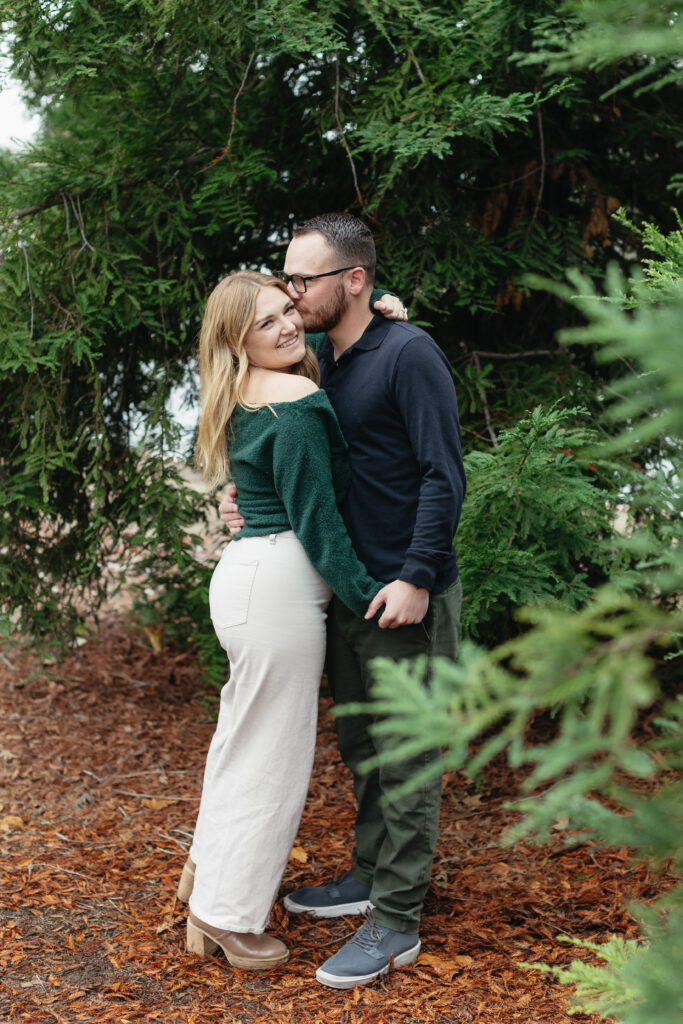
xmin=176 ymin=857 xmax=195 ymax=903
xmin=186 ymin=912 xmax=289 ymax=969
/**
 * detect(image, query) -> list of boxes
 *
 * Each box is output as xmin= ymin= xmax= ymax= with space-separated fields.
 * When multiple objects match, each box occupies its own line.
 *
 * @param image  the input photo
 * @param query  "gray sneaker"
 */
xmin=283 ymin=868 xmax=372 ymax=917
xmin=315 ymin=912 xmax=421 ymax=989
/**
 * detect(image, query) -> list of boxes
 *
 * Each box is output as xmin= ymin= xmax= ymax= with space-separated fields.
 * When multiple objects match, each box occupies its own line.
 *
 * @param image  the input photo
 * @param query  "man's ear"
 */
xmin=347 ymin=266 xmax=369 ymax=296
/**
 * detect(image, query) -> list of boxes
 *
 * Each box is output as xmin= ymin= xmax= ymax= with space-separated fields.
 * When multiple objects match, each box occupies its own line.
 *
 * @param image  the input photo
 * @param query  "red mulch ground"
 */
xmin=0 ymin=619 xmax=673 ymax=1024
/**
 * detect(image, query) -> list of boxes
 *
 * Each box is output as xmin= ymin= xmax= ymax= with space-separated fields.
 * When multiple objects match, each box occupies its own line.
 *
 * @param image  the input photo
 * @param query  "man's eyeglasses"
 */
xmin=276 ymin=266 xmax=369 ymax=294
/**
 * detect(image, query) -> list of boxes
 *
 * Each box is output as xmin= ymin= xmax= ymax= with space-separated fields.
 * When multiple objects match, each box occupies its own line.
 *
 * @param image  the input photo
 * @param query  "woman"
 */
xmin=178 ymin=271 xmax=400 ymax=971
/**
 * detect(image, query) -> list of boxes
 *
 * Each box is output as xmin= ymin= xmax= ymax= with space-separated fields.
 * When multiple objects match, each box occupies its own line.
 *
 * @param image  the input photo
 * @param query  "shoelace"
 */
xmin=351 ymin=912 xmax=385 ymax=952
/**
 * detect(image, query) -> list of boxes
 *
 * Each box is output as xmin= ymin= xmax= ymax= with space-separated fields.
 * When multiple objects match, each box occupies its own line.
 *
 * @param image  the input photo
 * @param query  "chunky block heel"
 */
xmin=176 ymin=858 xmax=195 ymax=903
xmin=186 ymin=919 xmax=219 ymax=954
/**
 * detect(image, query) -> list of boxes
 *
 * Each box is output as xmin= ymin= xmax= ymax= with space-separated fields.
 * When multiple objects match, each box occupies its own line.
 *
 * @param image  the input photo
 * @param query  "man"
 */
xmin=220 ymin=213 xmax=465 ymax=989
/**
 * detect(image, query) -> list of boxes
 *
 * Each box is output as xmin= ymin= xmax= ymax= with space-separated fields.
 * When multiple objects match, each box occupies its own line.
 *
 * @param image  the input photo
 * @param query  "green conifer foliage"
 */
xmin=1 ymin=0 xmax=681 ymax=646
xmin=457 ymin=404 xmax=624 ymax=639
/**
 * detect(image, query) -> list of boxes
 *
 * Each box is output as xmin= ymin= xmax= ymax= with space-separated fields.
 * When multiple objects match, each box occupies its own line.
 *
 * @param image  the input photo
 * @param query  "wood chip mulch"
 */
xmin=0 ymin=619 xmax=674 ymax=1024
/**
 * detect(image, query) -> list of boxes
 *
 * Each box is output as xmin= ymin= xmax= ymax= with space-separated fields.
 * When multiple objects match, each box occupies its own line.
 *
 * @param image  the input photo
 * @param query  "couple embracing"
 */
xmin=177 ymin=212 xmax=466 ymax=990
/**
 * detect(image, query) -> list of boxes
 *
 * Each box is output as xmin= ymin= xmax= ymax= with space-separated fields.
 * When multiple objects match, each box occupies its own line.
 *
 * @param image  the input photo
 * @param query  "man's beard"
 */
xmin=298 ymin=281 xmax=348 ymax=334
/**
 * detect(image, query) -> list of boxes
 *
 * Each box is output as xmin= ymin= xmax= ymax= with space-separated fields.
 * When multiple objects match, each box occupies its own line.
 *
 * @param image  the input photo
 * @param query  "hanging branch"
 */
xmin=70 ymin=193 xmax=96 ymax=254
xmin=8 ymin=149 xmax=219 ymax=222
xmin=466 ymin=348 xmax=566 ymax=361
xmin=526 ymin=106 xmax=546 ymax=239
xmin=20 ymin=242 xmax=35 ymax=340
xmin=473 ymin=351 xmax=498 ymax=448
xmin=334 ymin=57 xmax=374 ymax=219
xmin=407 ymin=47 xmax=427 ymax=85
xmin=201 ymin=49 xmax=257 ymax=172
xmin=156 ymin=234 xmax=168 ymax=343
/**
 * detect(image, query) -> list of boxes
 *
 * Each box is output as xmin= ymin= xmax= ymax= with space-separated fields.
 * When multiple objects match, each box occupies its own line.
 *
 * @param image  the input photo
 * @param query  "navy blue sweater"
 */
xmin=312 ymin=314 xmax=466 ymax=594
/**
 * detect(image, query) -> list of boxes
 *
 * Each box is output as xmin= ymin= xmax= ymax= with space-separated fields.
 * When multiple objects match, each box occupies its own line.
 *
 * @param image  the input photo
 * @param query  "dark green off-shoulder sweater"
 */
xmin=228 ymin=390 xmax=381 ymax=619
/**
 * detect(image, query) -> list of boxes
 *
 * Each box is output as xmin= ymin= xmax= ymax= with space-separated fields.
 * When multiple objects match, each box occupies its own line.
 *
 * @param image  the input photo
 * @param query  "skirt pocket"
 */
xmin=210 ymin=559 xmax=258 ymax=630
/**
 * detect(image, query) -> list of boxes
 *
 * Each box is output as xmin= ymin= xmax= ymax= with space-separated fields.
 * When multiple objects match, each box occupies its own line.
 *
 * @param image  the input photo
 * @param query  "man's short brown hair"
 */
xmin=293 ymin=212 xmax=376 ymax=285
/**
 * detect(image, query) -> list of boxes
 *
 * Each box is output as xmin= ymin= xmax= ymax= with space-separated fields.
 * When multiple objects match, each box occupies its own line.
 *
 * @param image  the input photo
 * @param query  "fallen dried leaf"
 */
xmin=156 ymin=913 xmax=185 ymax=935
xmin=0 ymin=815 xmax=25 ymax=832
xmin=418 ymin=952 xmax=474 ymax=978
xmin=0 ymin=618 xmax=675 ymax=1024
xmin=143 ymin=626 xmax=163 ymax=652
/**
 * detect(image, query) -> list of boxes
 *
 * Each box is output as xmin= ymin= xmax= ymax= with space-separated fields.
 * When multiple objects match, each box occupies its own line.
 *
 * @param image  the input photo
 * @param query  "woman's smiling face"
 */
xmin=242 ymin=286 xmax=306 ymax=371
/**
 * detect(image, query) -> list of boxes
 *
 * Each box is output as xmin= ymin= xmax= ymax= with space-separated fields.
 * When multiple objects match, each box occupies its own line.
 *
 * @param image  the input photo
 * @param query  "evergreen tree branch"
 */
xmin=472 ymin=351 xmax=499 ymax=447
xmin=7 ymin=149 xmax=221 ymax=222
xmin=334 ymin=56 xmax=369 ymax=217
xmin=526 ymin=107 xmax=546 ymax=238
xmin=201 ymin=49 xmax=257 ymax=172
xmin=464 ymin=348 xmax=566 ymax=361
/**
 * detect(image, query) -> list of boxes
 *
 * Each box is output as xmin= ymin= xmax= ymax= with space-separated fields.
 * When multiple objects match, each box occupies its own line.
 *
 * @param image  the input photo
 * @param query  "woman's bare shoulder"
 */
xmin=248 ymin=372 xmax=319 ymax=404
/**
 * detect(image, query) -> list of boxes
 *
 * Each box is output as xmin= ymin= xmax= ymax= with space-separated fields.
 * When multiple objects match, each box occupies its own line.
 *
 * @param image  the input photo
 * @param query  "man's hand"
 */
xmin=365 ymin=580 xmax=429 ymax=629
xmin=218 ymin=483 xmax=244 ymax=535
xmin=373 ymin=294 xmax=408 ymax=321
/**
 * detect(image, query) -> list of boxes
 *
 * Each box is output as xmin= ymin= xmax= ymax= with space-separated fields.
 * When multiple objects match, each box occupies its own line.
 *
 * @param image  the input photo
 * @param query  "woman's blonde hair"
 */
xmin=196 ymin=270 xmax=320 ymax=489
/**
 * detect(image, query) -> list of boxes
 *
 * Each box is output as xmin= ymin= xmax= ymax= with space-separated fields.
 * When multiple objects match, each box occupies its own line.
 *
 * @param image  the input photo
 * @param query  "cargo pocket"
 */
xmin=210 ymin=560 xmax=258 ymax=630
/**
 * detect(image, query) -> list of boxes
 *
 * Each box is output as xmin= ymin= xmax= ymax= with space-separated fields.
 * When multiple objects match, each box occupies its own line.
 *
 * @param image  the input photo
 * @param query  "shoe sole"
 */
xmin=224 ymin=951 xmax=290 ymax=970
xmin=283 ymin=895 xmax=373 ymax=918
xmin=315 ymin=940 xmax=422 ymax=989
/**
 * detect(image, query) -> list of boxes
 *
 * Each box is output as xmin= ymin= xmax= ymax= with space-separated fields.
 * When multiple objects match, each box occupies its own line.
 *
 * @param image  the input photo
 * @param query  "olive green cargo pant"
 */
xmin=325 ymin=576 xmax=462 ymax=934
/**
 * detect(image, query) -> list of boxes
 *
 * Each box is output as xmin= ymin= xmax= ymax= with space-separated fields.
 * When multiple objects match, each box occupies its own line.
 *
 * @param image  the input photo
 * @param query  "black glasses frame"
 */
xmin=276 ymin=266 xmax=369 ymax=294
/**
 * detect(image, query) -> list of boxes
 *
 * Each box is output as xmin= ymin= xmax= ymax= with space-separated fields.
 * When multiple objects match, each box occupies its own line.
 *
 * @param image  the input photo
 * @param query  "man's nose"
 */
xmin=286 ymin=282 xmax=301 ymax=301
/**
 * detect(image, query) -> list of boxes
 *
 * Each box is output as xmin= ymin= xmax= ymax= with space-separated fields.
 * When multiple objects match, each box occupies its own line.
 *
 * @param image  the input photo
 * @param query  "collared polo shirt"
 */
xmin=315 ymin=315 xmax=466 ymax=594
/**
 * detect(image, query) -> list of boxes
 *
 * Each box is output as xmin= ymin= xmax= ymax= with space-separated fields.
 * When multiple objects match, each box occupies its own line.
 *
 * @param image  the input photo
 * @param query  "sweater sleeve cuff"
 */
xmin=369 ymin=285 xmax=395 ymax=311
xmin=398 ymin=558 xmax=438 ymax=591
